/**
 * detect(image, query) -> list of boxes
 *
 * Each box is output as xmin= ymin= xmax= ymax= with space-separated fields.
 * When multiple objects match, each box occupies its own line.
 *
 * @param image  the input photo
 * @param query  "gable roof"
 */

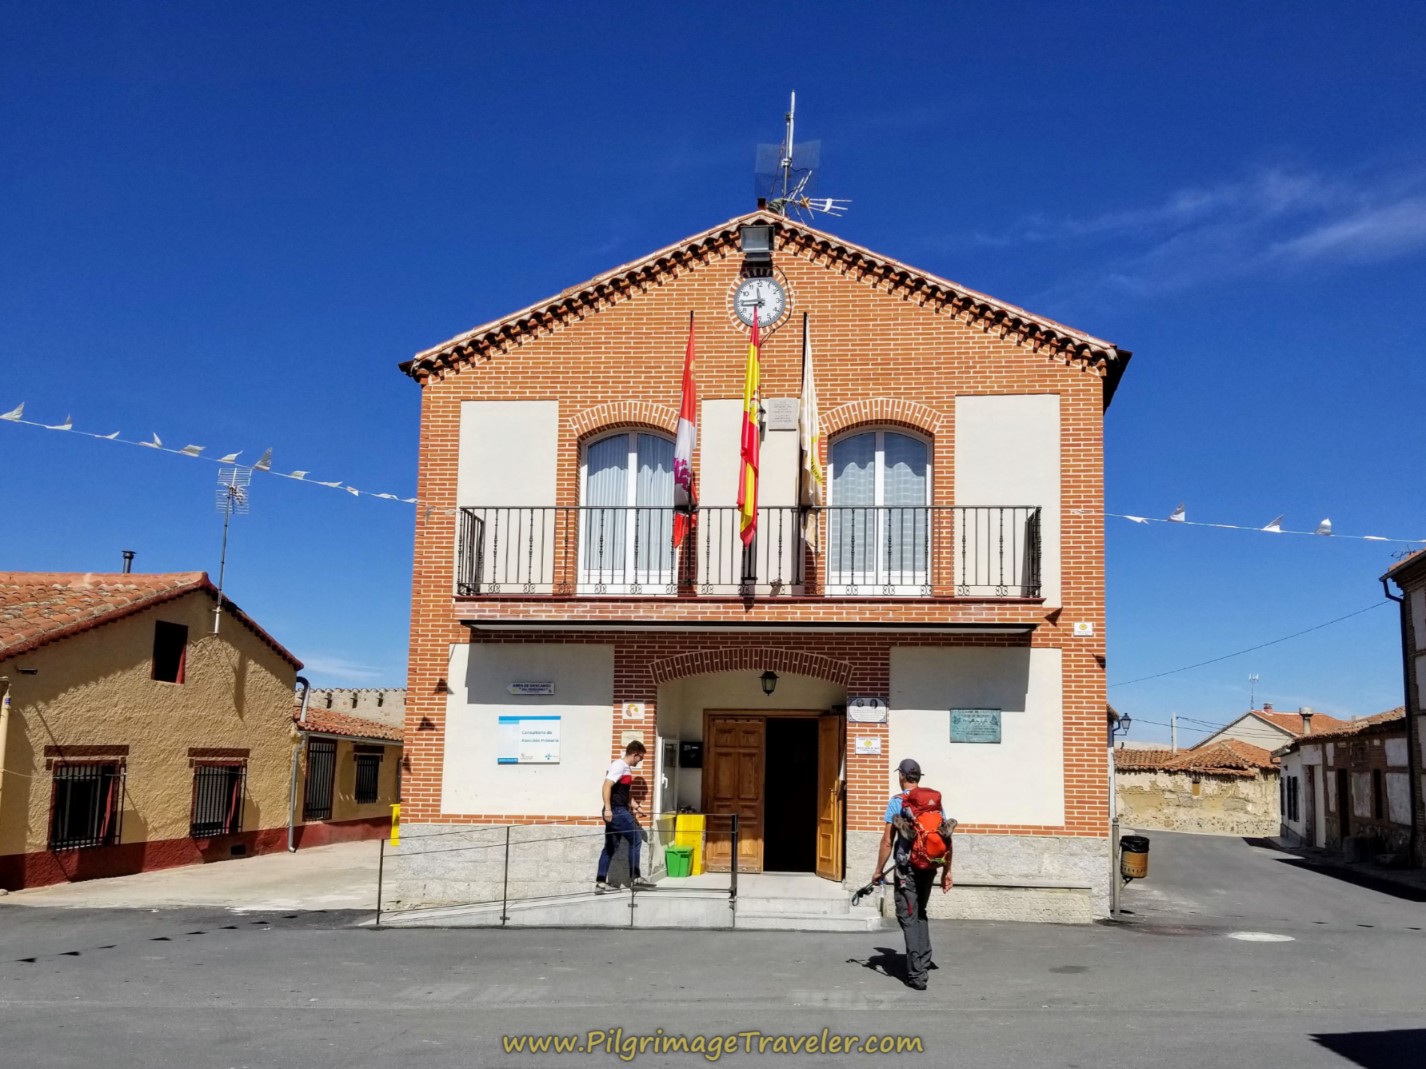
xmin=0 ymin=571 xmax=302 ymax=669
xmin=1199 ymin=708 xmax=1353 ymax=747
xmin=295 ymin=705 xmax=403 ymax=743
xmin=402 ymin=210 xmax=1131 ymax=403
xmin=1385 ymin=548 xmax=1426 ymax=585
xmin=1116 ymin=739 xmax=1277 ymax=778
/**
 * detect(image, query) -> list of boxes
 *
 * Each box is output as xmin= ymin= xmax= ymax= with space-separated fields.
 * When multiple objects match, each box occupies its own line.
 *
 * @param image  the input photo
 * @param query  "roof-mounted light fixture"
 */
xmin=740 ymin=224 xmax=774 ymax=263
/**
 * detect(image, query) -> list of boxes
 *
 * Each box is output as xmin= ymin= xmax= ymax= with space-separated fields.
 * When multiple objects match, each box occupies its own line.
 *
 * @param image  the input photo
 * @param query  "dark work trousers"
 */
xmin=893 ymin=865 xmax=936 ymax=985
xmin=597 ymin=806 xmax=642 ymax=883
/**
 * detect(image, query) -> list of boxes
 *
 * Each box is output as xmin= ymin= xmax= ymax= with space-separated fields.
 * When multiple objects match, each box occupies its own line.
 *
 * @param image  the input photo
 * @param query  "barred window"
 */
xmin=191 ymin=762 xmax=245 ymax=838
xmin=303 ymin=739 xmax=337 ymax=820
xmin=354 ymin=752 xmax=381 ymax=805
xmin=50 ymin=762 xmax=124 ymax=850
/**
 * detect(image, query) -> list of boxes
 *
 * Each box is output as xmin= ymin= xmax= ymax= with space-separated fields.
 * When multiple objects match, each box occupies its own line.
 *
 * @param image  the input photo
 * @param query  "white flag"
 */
xmin=798 ymin=318 xmax=824 ymax=549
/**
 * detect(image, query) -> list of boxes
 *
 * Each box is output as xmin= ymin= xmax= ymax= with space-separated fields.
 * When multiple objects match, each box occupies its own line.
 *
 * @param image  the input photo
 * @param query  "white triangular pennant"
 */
xmin=98 ymin=431 xmax=120 ymax=439
xmin=289 ymin=471 xmax=309 ymax=480
xmin=1 ymin=403 xmax=23 ymax=421
xmin=179 ymin=444 xmax=204 ymax=457
xmin=1123 ymin=515 xmax=1149 ymax=524
xmin=1262 ymin=515 xmax=1284 ymax=533
xmin=138 ymin=433 xmax=161 ymax=448
xmin=1168 ymin=503 xmax=1186 ymax=523
xmin=254 ymin=448 xmax=273 ymax=471
xmin=1315 ymin=518 xmax=1332 ymax=536
xmin=315 ymin=480 xmax=342 ymax=488
xmin=344 ymin=486 xmax=360 ymax=496
xmin=218 ymin=451 xmax=242 ymax=463
xmin=46 ymin=415 xmax=74 ymax=431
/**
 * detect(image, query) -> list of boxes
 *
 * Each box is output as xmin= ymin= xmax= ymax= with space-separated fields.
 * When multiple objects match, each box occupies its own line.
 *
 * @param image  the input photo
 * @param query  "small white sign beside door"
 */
xmin=847 ymin=697 xmax=888 ymax=723
xmin=763 ymin=397 xmax=799 ymax=431
xmin=508 ymin=681 xmax=555 ymax=696
xmin=854 ymin=736 xmax=882 ymax=756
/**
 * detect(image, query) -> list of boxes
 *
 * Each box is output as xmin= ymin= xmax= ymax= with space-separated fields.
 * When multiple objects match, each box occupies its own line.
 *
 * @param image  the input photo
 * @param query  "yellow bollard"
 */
xmin=389 ymin=803 xmax=400 ymax=846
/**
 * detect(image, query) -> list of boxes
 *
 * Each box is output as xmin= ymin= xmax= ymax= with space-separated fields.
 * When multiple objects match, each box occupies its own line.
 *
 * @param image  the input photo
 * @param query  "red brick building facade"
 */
xmin=395 ymin=211 xmax=1132 ymax=918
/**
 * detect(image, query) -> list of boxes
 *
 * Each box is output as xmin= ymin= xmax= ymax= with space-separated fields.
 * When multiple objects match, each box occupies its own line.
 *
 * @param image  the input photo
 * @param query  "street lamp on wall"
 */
xmin=760 ymin=671 xmax=779 ymax=696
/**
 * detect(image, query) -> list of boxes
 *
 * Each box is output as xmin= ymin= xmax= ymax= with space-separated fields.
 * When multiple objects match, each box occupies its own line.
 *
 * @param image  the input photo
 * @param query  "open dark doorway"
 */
xmin=1336 ymin=768 xmax=1352 ymax=841
xmin=763 ymin=718 xmax=819 ymax=872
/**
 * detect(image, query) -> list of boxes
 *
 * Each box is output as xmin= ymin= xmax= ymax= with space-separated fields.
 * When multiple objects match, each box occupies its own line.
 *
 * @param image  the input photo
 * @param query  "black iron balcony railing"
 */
xmin=455 ymin=505 xmax=1041 ymax=599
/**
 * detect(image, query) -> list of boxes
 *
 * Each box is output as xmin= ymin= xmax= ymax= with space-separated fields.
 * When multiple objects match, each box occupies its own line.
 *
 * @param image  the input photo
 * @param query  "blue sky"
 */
xmin=3 ymin=3 xmax=1423 ymax=745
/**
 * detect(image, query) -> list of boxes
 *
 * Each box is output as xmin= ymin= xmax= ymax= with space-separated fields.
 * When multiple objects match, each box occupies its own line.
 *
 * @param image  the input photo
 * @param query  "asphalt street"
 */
xmin=2 ymin=832 xmax=1422 ymax=1069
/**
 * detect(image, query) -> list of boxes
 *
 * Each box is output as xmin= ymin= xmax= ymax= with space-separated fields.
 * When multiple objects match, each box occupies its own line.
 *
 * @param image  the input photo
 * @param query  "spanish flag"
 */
xmin=737 ymin=309 xmax=761 ymax=545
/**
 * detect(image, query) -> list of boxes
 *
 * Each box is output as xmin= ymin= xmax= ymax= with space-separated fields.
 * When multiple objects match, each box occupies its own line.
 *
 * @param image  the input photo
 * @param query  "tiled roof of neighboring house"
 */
xmin=1384 ymin=548 xmax=1426 ymax=583
xmin=295 ymin=706 xmax=403 ymax=743
xmin=1292 ymin=707 xmax=1406 ymax=743
xmin=402 ymin=210 xmax=1131 ymax=402
xmin=0 ymin=571 xmax=302 ymax=668
xmin=1255 ymin=709 xmax=1353 ymax=736
xmin=1115 ymin=739 xmax=1276 ymax=778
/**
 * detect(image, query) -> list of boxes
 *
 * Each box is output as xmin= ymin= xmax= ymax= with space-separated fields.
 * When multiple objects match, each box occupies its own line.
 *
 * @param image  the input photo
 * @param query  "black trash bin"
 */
xmin=1120 ymin=834 xmax=1149 ymax=880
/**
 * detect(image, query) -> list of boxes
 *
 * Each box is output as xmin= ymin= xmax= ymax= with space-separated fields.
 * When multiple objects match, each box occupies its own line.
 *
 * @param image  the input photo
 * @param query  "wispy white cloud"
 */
xmin=300 ymin=653 xmax=391 ymax=684
xmin=976 ymin=165 xmax=1426 ymax=297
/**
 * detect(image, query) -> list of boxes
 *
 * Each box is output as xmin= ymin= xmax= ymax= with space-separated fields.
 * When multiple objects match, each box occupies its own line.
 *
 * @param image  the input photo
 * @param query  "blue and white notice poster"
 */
xmin=497 ymin=715 xmax=562 ymax=764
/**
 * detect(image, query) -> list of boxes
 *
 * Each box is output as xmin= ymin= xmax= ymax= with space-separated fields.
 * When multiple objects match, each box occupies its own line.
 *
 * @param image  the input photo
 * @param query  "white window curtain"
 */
xmin=828 ymin=430 xmax=929 ymax=588
xmin=581 ymin=431 xmax=675 ymax=586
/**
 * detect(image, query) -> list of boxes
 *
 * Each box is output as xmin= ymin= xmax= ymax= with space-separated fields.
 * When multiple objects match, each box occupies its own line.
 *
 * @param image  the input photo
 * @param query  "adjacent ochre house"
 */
xmin=1115 ymin=740 xmax=1280 ymax=836
xmin=0 ymin=571 xmax=305 ymax=890
xmin=293 ymin=693 xmax=403 ymax=847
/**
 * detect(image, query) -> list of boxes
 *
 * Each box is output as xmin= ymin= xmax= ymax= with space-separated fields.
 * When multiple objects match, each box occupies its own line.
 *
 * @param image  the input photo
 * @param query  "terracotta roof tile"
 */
xmin=1115 ymin=739 xmax=1276 ymax=777
xmin=295 ymin=707 xmax=402 ymax=743
xmin=1294 ymin=707 xmax=1406 ymax=742
xmin=1256 ymin=710 xmax=1353 ymax=736
xmin=0 ymin=571 xmax=301 ymax=668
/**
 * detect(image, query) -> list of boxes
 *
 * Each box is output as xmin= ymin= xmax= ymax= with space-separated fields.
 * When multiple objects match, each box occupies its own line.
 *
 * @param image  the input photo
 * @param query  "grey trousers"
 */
xmin=893 ymin=867 xmax=936 ymax=984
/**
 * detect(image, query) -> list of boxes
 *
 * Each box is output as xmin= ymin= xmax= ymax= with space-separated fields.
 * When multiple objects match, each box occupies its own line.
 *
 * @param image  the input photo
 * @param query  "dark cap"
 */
xmin=897 ymin=758 xmax=922 ymax=778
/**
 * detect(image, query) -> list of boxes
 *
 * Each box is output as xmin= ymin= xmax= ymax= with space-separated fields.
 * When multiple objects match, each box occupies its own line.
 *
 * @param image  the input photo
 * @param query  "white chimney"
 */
xmin=1300 ymin=706 xmax=1314 ymax=735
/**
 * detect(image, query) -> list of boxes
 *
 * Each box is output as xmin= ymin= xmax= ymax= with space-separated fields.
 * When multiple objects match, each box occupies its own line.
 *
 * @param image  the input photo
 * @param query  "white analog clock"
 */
xmin=732 ymin=276 xmax=787 ymax=329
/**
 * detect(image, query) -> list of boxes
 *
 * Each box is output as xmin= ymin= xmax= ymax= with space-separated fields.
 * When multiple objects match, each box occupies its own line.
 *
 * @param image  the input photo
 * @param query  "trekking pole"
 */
xmin=851 ymin=861 xmax=896 ymax=906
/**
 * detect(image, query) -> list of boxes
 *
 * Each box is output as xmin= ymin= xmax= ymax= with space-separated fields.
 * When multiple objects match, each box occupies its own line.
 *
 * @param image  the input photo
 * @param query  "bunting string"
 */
xmin=1082 ymin=504 xmax=1425 ymax=546
xmin=1 ymin=403 xmax=415 ymax=504
xmin=4 ymin=402 xmax=1424 ymax=543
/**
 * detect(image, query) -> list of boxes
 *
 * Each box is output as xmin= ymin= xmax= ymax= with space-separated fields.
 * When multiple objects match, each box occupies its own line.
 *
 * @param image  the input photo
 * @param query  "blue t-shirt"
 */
xmin=884 ymin=793 xmax=912 ymax=868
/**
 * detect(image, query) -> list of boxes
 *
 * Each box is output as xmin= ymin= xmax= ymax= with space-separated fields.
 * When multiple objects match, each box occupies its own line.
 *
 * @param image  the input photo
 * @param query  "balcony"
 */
xmin=456 ymin=505 xmax=1041 ymax=600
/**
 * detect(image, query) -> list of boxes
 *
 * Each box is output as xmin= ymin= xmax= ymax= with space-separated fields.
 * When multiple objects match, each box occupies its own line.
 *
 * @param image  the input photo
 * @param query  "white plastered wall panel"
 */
xmin=890 ymin=647 xmax=1065 ymax=826
xmin=1385 ymin=737 xmax=1408 ymax=768
xmin=954 ymin=395 xmax=1061 ymax=606
xmin=1386 ymin=772 xmax=1411 ymax=825
xmin=700 ymin=399 xmax=745 ymax=508
xmin=457 ymin=400 xmax=560 ymax=586
xmin=442 ymin=643 xmax=614 ymax=816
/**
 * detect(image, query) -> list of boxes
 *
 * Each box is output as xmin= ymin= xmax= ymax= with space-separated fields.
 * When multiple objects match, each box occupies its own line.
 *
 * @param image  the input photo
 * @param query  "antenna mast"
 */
xmin=213 ymin=466 xmax=251 ymax=635
xmin=781 ymin=91 xmax=796 ymax=200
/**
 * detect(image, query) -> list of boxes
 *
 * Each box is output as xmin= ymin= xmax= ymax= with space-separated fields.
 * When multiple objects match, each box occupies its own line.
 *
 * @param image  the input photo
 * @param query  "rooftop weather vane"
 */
xmin=755 ymin=92 xmax=850 ymax=222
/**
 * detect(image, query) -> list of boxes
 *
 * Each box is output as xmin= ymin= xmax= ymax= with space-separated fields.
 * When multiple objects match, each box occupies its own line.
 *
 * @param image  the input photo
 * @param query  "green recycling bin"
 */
xmin=665 ymin=845 xmax=694 ymax=878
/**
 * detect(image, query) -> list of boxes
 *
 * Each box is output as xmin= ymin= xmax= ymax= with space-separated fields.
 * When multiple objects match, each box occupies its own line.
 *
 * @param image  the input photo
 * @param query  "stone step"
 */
xmin=735 ymin=894 xmax=852 ymax=916
xmin=735 ymin=908 xmax=895 ymax=933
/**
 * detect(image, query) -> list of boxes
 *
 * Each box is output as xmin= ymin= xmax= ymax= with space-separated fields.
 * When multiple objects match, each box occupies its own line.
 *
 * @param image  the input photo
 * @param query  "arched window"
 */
xmin=581 ymin=430 xmax=676 ymax=591
xmin=827 ymin=429 xmax=930 ymax=592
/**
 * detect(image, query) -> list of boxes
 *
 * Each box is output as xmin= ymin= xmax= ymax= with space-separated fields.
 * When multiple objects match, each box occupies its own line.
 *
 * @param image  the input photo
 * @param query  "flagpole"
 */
xmin=797 ymin=312 xmax=808 ymax=521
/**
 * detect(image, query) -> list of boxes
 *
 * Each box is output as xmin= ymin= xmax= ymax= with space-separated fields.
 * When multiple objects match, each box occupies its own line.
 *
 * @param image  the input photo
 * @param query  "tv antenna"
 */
xmin=1249 ymin=673 xmax=1260 ymax=709
xmin=213 ymin=466 xmax=251 ymax=635
xmin=754 ymin=92 xmax=850 ymax=222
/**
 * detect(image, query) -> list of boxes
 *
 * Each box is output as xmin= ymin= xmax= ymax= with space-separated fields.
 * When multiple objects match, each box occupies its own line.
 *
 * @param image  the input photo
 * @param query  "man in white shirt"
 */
xmin=595 ymin=740 xmax=654 ymax=892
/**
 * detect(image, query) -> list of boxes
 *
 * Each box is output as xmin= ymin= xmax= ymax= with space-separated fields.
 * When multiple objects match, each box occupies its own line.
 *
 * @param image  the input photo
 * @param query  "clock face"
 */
xmin=732 ymin=276 xmax=787 ymax=329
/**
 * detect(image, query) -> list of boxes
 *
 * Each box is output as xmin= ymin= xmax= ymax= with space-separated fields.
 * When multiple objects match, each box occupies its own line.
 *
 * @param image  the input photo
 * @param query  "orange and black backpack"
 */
xmin=894 ymin=787 xmax=954 ymax=871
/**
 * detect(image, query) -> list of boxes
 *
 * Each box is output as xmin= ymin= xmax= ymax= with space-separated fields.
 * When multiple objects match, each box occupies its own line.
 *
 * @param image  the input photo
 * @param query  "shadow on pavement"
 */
xmin=1313 ymin=1029 xmax=1426 ymax=1067
xmin=1270 ymin=858 xmax=1426 ymax=903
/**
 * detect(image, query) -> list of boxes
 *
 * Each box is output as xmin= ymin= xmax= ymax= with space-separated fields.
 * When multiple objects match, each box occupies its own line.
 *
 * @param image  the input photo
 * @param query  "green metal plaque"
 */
xmin=950 ymin=708 xmax=1002 ymax=744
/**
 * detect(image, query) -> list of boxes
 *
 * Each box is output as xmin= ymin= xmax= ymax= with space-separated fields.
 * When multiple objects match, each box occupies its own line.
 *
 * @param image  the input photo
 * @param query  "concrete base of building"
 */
xmin=383 ymin=823 xmax=1109 ymax=925
xmin=845 ymin=830 xmax=1109 ymax=922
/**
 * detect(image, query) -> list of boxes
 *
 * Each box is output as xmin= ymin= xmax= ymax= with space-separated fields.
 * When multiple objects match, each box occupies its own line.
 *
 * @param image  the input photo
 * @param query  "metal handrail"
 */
xmin=456 ymin=505 xmax=1042 ymax=599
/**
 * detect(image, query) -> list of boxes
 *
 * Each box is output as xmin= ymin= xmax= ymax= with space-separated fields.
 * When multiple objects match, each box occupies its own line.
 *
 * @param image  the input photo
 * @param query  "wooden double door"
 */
xmin=701 ymin=711 xmax=845 ymax=880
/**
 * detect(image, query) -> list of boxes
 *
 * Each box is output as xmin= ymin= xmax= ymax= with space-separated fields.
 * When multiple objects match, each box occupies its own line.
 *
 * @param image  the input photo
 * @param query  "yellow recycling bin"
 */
xmin=674 ymin=813 xmax=706 ymax=876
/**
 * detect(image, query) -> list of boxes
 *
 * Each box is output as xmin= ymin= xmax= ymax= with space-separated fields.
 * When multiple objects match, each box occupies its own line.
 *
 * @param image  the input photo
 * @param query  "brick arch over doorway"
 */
xmin=647 ymin=647 xmax=854 ymax=687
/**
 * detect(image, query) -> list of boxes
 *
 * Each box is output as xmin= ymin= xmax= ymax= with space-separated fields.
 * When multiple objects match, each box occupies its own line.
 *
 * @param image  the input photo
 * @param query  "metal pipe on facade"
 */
xmin=287 ymin=676 xmax=312 ymax=853
xmin=1382 ymin=576 xmax=1420 ymax=867
xmin=0 ymin=678 xmax=12 ymax=845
